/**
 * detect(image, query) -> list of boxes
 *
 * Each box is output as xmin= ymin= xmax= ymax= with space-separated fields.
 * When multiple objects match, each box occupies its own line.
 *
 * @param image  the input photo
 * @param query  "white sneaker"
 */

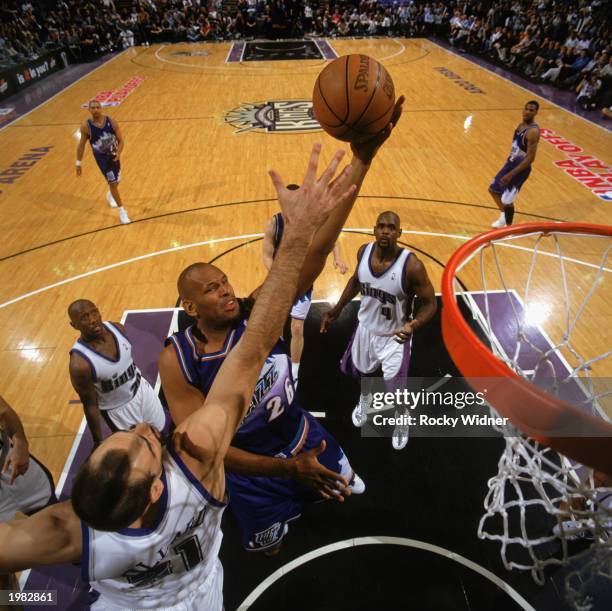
xmin=352 ymin=393 xmax=371 ymax=428
xmin=392 ymin=409 xmax=409 ymax=450
xmin=491 ymin=212 xmax=506 ymax=228
xmin=349 ymin=472 xmax=366 ymax=494
xmin=106 ymin=190 xmax=118 ymax=208
xmin=119 ymin=208 xmax=131 ymax=224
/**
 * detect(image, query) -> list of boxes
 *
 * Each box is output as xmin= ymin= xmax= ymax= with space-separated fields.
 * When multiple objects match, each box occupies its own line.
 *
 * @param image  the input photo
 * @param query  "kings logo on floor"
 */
xmin=224 ymin=100 xmax=321 ymax=134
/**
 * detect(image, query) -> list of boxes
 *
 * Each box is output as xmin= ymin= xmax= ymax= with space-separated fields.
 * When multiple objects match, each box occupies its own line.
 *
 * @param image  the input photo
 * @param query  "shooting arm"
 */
xmin=0 ymin=502 xmax=82 ymax=573
xmin=69 ymin=354 xmax=103 ymax=446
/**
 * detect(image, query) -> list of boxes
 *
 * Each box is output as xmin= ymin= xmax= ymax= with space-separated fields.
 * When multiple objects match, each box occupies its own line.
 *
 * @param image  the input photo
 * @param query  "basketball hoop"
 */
xmin=441 ymin=222 xmax=612 ymax=610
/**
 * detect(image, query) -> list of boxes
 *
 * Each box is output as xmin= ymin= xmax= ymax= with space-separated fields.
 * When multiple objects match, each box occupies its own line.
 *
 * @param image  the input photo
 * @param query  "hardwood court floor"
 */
xmin=0 ymin=38 xmax=610 ymax=489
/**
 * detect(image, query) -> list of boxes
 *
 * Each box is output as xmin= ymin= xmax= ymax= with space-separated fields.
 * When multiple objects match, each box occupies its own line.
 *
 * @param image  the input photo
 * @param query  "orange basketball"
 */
xmin=312 ymin=54 xmax=395 ymax=142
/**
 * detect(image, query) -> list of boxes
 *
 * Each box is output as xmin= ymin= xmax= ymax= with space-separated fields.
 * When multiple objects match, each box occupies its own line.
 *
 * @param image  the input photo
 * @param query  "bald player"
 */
xmin=159 ymin=97 xmax=404 ymax=553
xmin=0 ymin=144 xmax=354 ymax=609
xmin=68 ymin=300 xmax=168 ymax=447
xmin=321 ymin=210 xmax=437 ymax=450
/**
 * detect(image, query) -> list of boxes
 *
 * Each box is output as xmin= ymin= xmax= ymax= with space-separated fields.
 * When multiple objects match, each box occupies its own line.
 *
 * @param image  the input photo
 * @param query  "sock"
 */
xmin=504 ymin=205 xmax=515 ymax=226
xmin=291 ymin=362 xmax=299 ymax=380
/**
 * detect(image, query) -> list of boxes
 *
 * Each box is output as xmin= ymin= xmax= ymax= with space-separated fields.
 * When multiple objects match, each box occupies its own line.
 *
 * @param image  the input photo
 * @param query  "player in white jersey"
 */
xmin=0 ymin=395 xmax=56 ymax=593
xmin=68 ymin=300 xmax=168 ymax=448
xmin=321 ymin=211 xmax=437 ymax=450
xmin=0 ymin=144 xmax=355 ymax=610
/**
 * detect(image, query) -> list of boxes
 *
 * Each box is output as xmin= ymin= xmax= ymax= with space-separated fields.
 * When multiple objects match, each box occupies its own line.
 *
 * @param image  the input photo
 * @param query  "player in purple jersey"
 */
xmin=489 ymin=100 xmax=540 ymax=228
xmin=76 ymin=100 xmax=132 ymax=225
xmin=262 ymin=188 xmax=348 ymax=386
xmin=160 ymin=97 xmax=405 ymax=553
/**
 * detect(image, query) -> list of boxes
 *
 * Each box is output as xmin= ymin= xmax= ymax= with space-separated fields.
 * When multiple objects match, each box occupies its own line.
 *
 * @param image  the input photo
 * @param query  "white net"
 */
xmin=451 ymin=228 xmax=612 ymax=610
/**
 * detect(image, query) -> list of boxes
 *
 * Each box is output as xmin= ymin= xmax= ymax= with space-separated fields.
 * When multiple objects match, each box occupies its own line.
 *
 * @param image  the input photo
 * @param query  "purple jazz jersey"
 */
xmin=226 ymin=411 xmax=352 ymax=551
xmin=166 ymin=306 xmax=355 ymax=550
xmin=489 ymin=123 xmax=538 ymax=197
xmin=88 ymin=116 xmax=121 ymax=184
xmin=166 ymin=319 xmax=303 ymax=456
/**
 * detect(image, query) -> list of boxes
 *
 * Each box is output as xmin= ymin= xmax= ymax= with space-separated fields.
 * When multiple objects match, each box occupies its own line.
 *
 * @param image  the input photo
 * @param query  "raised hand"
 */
xmin=268 ymin=144 xmax=356 ymax=237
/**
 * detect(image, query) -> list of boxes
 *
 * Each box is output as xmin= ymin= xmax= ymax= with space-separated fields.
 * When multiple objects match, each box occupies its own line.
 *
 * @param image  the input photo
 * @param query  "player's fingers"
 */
xmin=332 ymin=184 xmax=356 ymax=209
xmin=268 ymin=169 xmax=285 ymax=196
xmin=391 ymin=95 xmax=405 ymax=126
xmin=314 ymin=439 xmax=327 ymax=455
xmin=304 ymin=143 xmax=322 ymax=184
xmin=318 ymin=149 xmax=345 ymax=187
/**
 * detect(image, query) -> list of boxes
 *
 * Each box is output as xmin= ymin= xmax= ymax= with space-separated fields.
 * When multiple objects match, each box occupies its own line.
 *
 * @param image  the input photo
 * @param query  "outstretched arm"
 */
xmin=0 ymin=501 xmax=82 ymax=573
xmin=294 ymin=97 xmax=404 ymax=296
xmin=173 ymin=145 xmax=356 ymax=488
xmin=0 ymin=396 xmax=29 ymax=485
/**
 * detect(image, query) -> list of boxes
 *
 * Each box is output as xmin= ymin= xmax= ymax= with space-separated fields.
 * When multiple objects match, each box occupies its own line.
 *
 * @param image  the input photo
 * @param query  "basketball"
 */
xmin=312 ymin=54 xmax=395 ymax=142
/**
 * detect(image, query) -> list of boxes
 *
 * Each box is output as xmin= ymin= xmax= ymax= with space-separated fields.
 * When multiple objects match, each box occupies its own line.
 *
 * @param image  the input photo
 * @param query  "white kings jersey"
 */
xmin=357 ymin=243 xmax=413 ymax=335
xmin=81 ymin=447 xmax=226 ymax=609
xmin=70 ymin=322 xmax=142 ymax=410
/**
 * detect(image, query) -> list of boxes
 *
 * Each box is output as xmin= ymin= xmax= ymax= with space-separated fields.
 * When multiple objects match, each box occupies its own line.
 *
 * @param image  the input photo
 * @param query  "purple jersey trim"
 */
xmin=118 ymin=470 xmax=169 ymax=536
xmin=400 ymin=252 xmax=412 ymax=297
xmin=166 ymin=335 xmax=195 ymax=385
xmin=77 ymin=323 xmax=121 ymax=364
xmin=107 ymin=321 xmax=130 ymax=343
xmin=70 ymin=348 xmax=98 ymax=383
xmin=367 ymin=245 xmax=405 ymax=279
xmin=168 ymin=446 xmax=226 ymax=508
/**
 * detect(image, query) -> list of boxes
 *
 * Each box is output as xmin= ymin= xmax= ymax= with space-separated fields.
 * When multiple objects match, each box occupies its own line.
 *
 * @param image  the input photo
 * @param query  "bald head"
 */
xmin=377 ymin=210 xmax=401 ymax=227
xmin=68 ymin=299 xmax=96 ymax=322
xmin=177 ymin=262 xmax=218 ymax=301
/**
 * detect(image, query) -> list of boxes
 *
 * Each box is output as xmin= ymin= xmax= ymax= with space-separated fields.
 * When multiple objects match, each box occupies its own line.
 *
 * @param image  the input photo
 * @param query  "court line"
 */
xmin=427 ymin=39 xmax=610 ymax=134
xmin=236 ymin=535 xmax=536 ymax=610
xmin=0 ymin=194 xmax=564 ymax=263
xmin=379 ymin=38 xmax=406 ymax=61
xmin=0 ymin=49 xmax=128 ymax=133
xmin=1 ymin=228 xmax=609 ymax=310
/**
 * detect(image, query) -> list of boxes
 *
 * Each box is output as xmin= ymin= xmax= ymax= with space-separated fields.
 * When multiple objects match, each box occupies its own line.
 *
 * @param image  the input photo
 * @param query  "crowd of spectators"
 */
xmin=1 ymin=0 xmax=610 ymax=114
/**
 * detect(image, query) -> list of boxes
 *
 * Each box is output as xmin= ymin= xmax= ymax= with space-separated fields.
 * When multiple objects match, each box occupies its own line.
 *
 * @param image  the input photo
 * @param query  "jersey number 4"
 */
xmin=381 ymin=306 xmax=392 ymax=320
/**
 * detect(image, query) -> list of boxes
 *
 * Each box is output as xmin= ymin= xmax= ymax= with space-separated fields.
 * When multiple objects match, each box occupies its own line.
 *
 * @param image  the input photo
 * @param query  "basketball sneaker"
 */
xmin=106 ymin=190 xmax=118 ymax=208
xmin=119 ymin=208 xmax=131 ymax=224
xmin=392 ymin=408 xmax=410 ymax=451
xmin=491 ymin=212 xmax=506 ymax=228
xmin=352 ymin=393 xmax=371 ymax=428
xmin=349 ymin=472 xmax=366 ymax=495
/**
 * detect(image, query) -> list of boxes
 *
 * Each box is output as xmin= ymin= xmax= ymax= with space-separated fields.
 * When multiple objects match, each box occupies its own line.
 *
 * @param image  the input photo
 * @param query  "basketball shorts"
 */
xmin=90 ymin=558 xmax=223 ymax=611
xmin=489 ymin=161 xmax=531 ymax=205
xmin=100 ymin=377 xmax=169 ymax=434
xmin=340 ymin=323 xmax=412 ymax=380
xmin=290 ymin=286 xmax=313 ymax=321
xmin=0 ymin=454 xmax=56 ymax=521
xmin=226 ymin=411 xmax=354 ymax=551
xmin=94 ymin=153 xmax=121 ymax=184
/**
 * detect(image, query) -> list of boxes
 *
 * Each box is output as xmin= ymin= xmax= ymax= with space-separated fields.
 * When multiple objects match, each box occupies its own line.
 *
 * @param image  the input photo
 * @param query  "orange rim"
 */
xmin=441 ymin=222 xmax=612 ymax=474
